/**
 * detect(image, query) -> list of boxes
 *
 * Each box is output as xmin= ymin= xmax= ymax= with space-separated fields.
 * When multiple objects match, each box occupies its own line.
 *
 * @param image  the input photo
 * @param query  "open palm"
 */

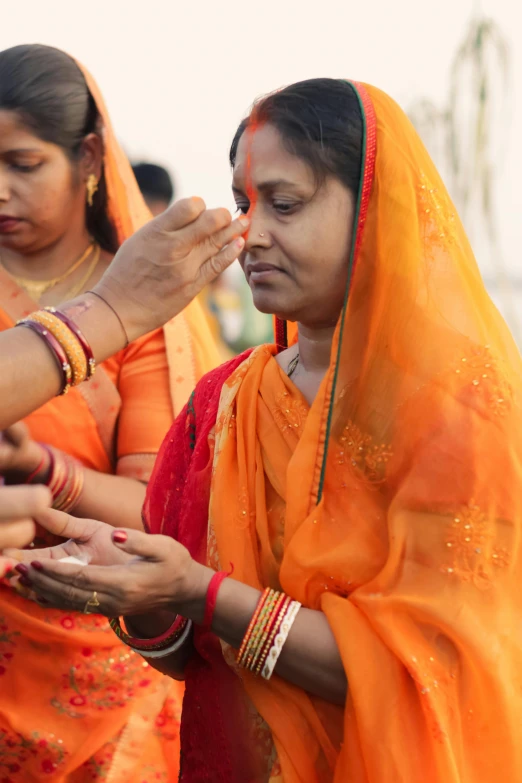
xmin=6 ymin=508 xmax=131 ymax=568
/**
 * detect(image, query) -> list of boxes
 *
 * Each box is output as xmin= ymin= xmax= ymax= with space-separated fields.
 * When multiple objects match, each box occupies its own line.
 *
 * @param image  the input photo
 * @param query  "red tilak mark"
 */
xmin=244 ymin=113 xmax=262 ymax=241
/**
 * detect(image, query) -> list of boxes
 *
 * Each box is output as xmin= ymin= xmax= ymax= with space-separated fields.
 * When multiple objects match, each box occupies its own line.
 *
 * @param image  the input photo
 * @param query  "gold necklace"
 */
xmin=63 ymin=245 xmax=101 ymax=300
xmin=2 ymin=242 xmax=95 ymax=301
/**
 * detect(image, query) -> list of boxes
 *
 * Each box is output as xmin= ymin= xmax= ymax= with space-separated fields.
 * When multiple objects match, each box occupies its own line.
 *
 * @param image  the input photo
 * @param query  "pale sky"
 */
xmin=1 ymin=0 xmax=520 ymax=291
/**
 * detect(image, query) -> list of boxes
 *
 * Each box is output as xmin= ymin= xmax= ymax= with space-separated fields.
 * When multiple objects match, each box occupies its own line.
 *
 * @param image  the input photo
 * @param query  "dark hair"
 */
xmin=230 ymin=78 xmax=363 ymax=196
xmin=0 ymin=44 xmax=118 ymax=252
xmin=132 ymin=162 xmax=174 ymax=204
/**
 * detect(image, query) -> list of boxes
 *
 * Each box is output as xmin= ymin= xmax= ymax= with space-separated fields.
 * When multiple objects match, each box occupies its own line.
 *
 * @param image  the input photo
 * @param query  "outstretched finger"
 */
xmin=32 ymin=508 xmax=97 ymax=542
xmin=155 ymin=197 xmax=206 ymax=232
xmin=0 ymin=485 xmax=51 ymax=522
xmin=111 ymin=528 xmax=170 ymax=561
xmin=0 ymin=519 xmax=35 ymax=552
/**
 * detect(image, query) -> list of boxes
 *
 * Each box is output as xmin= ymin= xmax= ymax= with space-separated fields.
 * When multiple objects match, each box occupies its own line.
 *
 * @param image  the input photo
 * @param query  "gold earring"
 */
xmin=86 ymin=174 xmax=99 ymax=207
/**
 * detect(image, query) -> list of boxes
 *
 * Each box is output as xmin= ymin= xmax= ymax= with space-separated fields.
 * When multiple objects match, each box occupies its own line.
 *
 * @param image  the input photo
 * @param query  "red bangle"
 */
xmin=109 ymin=615 xmax=187 ymax=651
xmin=17 ymin=320 xmax=72 ymax=395
xmin=202 ymin=566 xmax=233 ymax=630
xmin=25 ymin=445 xmax=49 ymax=484
xmin=45 ymin=307 xmax=96 ymax=379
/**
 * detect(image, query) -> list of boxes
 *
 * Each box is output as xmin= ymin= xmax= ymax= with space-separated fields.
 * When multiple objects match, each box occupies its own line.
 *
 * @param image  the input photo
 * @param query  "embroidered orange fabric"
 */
xmin=0 ymin=52 xmax=220 ymax=782
xmin=204 ymin=82 xmax=522 ymax=781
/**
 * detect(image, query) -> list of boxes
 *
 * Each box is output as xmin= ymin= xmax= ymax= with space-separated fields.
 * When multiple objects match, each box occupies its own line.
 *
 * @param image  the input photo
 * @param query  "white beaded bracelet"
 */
xmin=261 ymin=600 xmax=301 ymax=680
xmin=139 ymin=619 xmax=193 ymax=659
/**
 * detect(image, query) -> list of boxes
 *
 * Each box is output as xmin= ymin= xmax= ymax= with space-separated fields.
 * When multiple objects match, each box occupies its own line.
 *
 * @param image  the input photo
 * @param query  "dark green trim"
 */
xmin=316 ymin=81 xmax=368 ymax=502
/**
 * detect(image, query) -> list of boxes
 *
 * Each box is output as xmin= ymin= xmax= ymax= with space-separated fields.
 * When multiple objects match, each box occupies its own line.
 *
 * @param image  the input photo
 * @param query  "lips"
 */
xmin=0 ymin=216 xmax=22 ymax=234
xmin=245 ymin=261 xmax=284 ymax=282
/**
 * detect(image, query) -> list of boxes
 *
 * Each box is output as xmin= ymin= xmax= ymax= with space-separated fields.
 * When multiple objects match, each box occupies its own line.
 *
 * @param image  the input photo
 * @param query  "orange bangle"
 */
xmin=243 ymin=590 xmax=279 ymax=670
xmin=27 ymin=310 xmax=87 ymax=385
xmin=253 ymin=593 xmax=289 ymax=674
xmin=237 ymin=587 xmax=270 ymax=664
xmin=255 ymin=594 xmax=291 ymax=675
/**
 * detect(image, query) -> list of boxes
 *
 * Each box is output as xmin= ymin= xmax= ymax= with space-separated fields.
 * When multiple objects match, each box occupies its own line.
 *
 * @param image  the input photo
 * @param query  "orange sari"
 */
xmin=147 ymin=82 xmax=522 ymax=781
xmin=0 ymin=56 xmax=220 ymax=782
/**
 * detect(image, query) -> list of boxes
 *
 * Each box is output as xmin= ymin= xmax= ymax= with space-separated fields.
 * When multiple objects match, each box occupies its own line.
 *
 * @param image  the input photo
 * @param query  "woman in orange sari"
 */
xmin=12 ymin=78 xmax=522 ymax=782
xmin=0 ymin=44 xmax=220 ymax=781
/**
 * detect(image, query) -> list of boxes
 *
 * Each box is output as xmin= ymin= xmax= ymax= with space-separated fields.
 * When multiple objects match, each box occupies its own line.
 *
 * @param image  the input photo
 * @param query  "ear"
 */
xmin=78 ymin=133 xmax=103 ymax=184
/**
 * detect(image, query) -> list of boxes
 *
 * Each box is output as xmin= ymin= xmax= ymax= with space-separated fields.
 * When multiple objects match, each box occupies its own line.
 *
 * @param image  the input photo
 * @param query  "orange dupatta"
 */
xmin=204 ymin=82 xmax=522 ymax=781
xmin=0 ymin=54 xmax=220 ymax=782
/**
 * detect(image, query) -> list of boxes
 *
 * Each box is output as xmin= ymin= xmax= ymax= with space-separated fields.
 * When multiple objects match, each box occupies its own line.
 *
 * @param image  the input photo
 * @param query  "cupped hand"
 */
xmin=0 ymin=484 xmax=51 ymax=574
xmin=5 ymin=508 xmax=131 ymax=569
xmin=93 ymin=197 xmax=249 ymax=342
xmin=10 ymin=525 xmax=211 ymax=620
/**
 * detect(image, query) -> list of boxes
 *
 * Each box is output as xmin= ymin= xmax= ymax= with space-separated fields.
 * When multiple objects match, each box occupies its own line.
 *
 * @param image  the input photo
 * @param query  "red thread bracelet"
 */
xmin=202 ymin=566 xmax=233 ymax=630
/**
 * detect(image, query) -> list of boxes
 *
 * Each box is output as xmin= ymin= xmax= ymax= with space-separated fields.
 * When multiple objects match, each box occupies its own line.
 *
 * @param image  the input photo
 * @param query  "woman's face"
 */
xmin=233 ymin=123 xmax=355 ymax=328
xmin=0 ymin=110 xmax=86 ymax=254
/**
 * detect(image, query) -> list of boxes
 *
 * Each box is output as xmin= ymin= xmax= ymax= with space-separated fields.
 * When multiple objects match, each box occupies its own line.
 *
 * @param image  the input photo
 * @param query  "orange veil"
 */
xmin=204 ymin=82 xmax=522 ymax=781
xmin=78 ymin=60 xmax=221 ymax=413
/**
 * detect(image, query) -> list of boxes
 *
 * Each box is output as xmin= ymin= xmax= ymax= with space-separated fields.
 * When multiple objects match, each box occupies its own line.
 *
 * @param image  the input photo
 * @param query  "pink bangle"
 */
xmin=202 ymin=566 xmax=233 ymax=630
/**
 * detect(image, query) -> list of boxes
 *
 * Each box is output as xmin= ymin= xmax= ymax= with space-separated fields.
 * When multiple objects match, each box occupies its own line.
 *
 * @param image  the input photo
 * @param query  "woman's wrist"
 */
xmin=124 ymin=610 xmax=179 ymax=640
xmin=171 ymin=562 xmax=215 ymax=624
xmin=60 ymin=293 xmax=128 ymax=363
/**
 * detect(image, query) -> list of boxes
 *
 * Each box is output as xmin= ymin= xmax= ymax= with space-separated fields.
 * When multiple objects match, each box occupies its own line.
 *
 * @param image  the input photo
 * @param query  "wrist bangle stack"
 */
xmin=39 ymin=445 xmax=85 ymax=513
xmin=109 ymin=615 xmax=192 ymax=659
xmin=16 ymin=307 xmax=96 ymax=395
xmin=237 ymin=588 xmax=301 ymax=681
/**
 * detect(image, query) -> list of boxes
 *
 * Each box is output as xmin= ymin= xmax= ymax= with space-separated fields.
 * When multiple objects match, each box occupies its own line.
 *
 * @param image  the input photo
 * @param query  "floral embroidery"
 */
xmin=451 ymin=343 xmax=512 ymax=416
xmin=440 ymin=502 xmax=510 ymax=586
xmin=418 ymin=170 xmax=458 ymax=251
xmin=0 ymin=617 xmax=19 ymax=677
xmin=273 ymin=391 xmax=309 ymax=435
xmin=335 ymin=421 xmax=393 ymax=483
xmin=51 ymin=647 xmax=157 ymax=718
xmin=154 ymin=696 xmax=181 ymax=743
xmin=0 ymin=728 xmax=67 ymax=777
xmin=236 ymin=486 xmax=255 ymax=530
xmin=42 ymin=608 xmax=110 ymax=632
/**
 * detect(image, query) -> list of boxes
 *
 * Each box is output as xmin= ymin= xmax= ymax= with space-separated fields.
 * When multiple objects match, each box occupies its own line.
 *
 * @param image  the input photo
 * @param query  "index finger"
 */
xmin=154 ymin=197 xmax=206 ymax=232
xmin=0 ymin=485 xmax=51 ymax=521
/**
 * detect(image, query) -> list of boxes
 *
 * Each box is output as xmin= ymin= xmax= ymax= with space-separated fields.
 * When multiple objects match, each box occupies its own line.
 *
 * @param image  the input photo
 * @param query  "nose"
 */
xmin=0 ymin=166 xmax=10 ymax=203
xmin=245 ymin=203 xmax=270 ymax=252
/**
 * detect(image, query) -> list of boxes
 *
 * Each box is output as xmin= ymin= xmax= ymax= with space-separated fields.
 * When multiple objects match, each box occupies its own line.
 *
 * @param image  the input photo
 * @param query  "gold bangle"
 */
xmin=27 ymin=310 xmax=87 ymax=385
xmin=241 ymin=590 xmax=279 ymax=670
xmin=249 ymin=591 xmax=286 ymax=673
xmin=255 ymin=594 xmax=291 ymax=675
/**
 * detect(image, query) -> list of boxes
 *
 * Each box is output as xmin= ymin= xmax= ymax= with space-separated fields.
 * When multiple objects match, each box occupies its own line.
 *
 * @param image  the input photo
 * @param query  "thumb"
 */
xmin=4 ymin=422 xmax=29 ymax=447
xmin=198 ymin=236 xmax=245 ymax=289
xmin=111 ymin=528 xmax=165 ymax=560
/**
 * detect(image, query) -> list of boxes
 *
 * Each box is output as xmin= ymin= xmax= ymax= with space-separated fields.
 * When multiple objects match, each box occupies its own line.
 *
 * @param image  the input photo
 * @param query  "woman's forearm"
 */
xmin=73 ymin=471 xmax=146 ymax=530
xmin=0 ymin=295 xmax=125 ymax=431
xmin=124 ymin=566 xmax=347 ymax=703
xmin=208 ymin=575 xmax=347 ymax=705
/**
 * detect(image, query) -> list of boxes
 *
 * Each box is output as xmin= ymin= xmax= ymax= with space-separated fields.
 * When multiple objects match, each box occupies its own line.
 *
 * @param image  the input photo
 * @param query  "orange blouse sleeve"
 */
xmin=115 ymin=328 xmax=173 ymax=482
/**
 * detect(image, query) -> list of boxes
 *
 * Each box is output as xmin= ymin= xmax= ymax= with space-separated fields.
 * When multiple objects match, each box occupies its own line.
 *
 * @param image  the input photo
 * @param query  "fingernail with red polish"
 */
xmin=31 ymin=561 xmax=44 ymax=571
xmin=15 ymin=564 xmax=29 ymax=576
xmin=112 ymin=531 xmax=127 ymax=544
xmin=19 ymin=576 xmax=32 ymax=587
